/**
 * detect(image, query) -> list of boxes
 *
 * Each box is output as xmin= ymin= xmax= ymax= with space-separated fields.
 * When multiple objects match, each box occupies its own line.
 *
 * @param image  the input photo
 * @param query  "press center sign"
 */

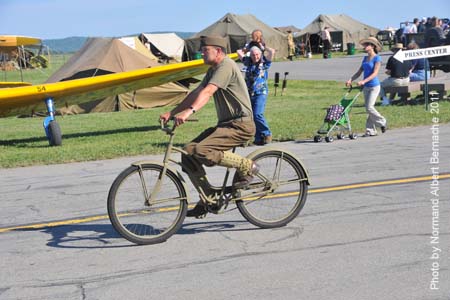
xmin=393 ymin=45 xmax=450 ymax=62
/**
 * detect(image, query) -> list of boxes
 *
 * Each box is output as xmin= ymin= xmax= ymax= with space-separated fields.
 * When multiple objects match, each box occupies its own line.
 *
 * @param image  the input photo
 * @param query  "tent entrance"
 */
xmin=301 ymin=31 xmax=344 ymax=54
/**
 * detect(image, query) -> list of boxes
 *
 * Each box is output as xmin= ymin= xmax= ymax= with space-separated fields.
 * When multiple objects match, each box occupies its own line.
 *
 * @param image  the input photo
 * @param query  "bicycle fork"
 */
xmin=140 ymin=131 xmax=176 ymax=206
xmin=138 ymin=164 xmax=168 ymax=207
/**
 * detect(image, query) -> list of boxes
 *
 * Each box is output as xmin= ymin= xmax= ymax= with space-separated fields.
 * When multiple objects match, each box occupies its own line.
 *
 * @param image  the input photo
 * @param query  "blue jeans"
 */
xmin=410 ymin=70 xmax=431 ymax=82
xmin=251 ymin=93 xmax=271 ymax=142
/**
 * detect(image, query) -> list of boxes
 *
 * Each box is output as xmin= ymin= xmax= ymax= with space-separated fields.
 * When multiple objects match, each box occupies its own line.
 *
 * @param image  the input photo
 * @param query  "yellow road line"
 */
xmin=0 ymin=206 xmax=183 ymax=233
xmin=0 ymin=215 xmax=109 ymax=233
xmin=1 ymin=173 xmax=448 ymax=233
xmin=309 ymin=173 xmax=450 ymax=194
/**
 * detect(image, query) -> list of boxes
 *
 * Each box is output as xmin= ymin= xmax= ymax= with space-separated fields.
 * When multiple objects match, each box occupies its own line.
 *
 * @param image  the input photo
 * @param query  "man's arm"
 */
xmin=171 ymin=85 xmax=202 ymax=115
xmin=171 ymin=83 xmax=218 ymax=126
xmin=385 ymin=57 xmax=393 ymax=75
xmin=160 ymin=84 xmax=202 ymax=123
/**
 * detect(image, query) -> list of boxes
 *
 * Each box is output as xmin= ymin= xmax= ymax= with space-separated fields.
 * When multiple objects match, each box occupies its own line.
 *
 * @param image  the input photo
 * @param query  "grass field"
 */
xmin=1 ymin=79 xmax=448 ymax=168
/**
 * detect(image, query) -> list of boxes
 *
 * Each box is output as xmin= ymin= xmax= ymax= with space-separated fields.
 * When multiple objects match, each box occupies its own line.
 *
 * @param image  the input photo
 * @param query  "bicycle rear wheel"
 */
xmin=108 ymin=164 xmax=187 ymax=245
xmin=236 ymin=150 xmax=308 ymax=228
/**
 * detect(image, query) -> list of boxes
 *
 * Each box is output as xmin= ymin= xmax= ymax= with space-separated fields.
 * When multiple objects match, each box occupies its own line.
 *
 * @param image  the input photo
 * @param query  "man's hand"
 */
xmin=160 ymin=112 xmax=172 ymax=124
xmin=173 ymin=109 xmax=191 ymax=126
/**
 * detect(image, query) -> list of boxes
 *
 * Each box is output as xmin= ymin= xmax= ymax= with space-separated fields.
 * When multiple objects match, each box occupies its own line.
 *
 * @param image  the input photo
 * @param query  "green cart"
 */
xmin=314 ymin=86 xmax=361 ymax=143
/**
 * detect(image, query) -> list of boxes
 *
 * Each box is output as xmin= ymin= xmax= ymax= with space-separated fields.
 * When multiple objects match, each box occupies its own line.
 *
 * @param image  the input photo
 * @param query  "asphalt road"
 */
xmin=267 ymin=52 xmax=450 ymax=82
xmin=1 ymin=122 xmax=449 ymax=299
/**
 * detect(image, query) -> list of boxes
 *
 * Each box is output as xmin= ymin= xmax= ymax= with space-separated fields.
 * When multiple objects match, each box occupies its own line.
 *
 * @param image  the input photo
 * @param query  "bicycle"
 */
xmin=107 ymin=120 xmax=310 ymax=245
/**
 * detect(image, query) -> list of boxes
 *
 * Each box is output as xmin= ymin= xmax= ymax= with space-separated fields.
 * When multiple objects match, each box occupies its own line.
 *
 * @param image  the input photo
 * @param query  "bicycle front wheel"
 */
xmin=108 ymin=164 xmax=187 ymax=245
xmin=236 ymin=150 xmax=308 ymax=228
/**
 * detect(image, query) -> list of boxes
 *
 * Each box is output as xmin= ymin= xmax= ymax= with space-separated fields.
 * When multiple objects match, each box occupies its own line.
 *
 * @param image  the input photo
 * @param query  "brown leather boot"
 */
xmin=233 ymin=162 xmax=260 ymax=189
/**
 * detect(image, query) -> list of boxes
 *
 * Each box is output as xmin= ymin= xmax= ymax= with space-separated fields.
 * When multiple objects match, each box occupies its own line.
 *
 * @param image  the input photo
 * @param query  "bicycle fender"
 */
xmin=131 ymin=160 xmax=159 ymax=166
xmin=130 ymin=161 xmax=191 ymax=203
xmin=245 ymin=147 xmax=311 ymax=185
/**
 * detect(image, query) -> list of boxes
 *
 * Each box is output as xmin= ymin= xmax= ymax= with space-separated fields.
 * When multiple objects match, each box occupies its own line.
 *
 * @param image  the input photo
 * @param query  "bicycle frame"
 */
xmin=131 ymin=121 xmax=310 ymax=213
xmin=107 ymin=120 xmax=311 ymax=244
xmin=160 ymin=123 xmax=242 ymax=210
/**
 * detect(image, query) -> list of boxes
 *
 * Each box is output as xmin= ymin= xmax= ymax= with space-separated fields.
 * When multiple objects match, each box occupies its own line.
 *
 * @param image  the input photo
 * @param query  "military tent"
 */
xmin=46 ymin=37 xmax=188 ymax=115
xmin=138 ymin=33 xmax=185 ymax=62
xmin=119 ymin=36 xmax=159 ymax=60
xmin=185 ymin=13 xmax=288 ymax=60
xmin=297 ymin=14 xmax=380 ymax=53
xmin=274 ymin=25 xmax=302 ymax=35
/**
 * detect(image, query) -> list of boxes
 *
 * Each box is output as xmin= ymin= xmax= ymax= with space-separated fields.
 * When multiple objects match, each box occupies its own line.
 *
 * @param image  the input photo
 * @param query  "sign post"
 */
xmin=393 ymin=45 xmax=450 ymax=110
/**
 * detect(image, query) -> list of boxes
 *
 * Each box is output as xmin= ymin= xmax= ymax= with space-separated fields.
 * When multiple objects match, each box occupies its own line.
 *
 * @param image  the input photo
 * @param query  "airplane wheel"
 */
xmin=48 ymin=121 xmax=62 ymax=146
xmin=325 ymin=136 xmax=334 ymax=143
xmin=349 ymin=133 xmax=358 ymax=140
xmin=314 ymin=135 xmax=322 ymax=143
xmin=337 ymin=133 xmax=344 ymax=139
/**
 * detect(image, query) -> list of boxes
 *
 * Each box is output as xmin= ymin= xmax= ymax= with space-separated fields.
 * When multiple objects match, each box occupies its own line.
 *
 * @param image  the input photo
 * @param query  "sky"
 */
xmin=1 ymin=0 xmax=448 ymax=39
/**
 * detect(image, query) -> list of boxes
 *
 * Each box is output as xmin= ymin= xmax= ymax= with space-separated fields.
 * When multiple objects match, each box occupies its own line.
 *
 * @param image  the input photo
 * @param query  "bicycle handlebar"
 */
xmin=160 ymin=119 xmax=175 ymax=134
xmin=160 ymin=117 xmax=198 ymax=135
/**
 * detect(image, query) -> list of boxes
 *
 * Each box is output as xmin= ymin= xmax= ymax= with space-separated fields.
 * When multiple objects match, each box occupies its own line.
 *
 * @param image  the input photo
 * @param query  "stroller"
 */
xmin=314 ymin=86 xmax=362 ymax=143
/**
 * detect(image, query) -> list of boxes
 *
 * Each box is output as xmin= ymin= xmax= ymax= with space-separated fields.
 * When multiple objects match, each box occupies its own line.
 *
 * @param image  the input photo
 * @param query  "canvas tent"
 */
xmin=46 ymin=37 xmax=188 ymax=115
xmin=119 ymin=36 xmax=159 ymax=60
xmin=185 ymin=13 xmax=288 ymax=60
xmin=297 ymin=14 xmax=380 ymax=53
xmin=138 ymin=33 xmax=185 ymax=62
xmin=274 ymin=25 xmax=302 ymax=35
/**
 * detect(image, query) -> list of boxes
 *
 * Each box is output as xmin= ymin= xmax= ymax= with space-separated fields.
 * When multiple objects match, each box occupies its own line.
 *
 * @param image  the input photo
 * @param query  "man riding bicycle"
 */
xmin=159 ymin=36 xmax=259 ymax=218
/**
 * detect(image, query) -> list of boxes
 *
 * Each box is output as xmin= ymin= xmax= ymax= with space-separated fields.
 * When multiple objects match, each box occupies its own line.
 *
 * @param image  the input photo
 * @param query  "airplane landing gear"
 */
xmin=43 ymin=97 xmax=62 ymax=146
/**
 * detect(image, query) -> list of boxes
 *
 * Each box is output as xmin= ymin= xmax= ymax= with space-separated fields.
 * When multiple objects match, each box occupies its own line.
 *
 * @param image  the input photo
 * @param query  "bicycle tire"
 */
xmin=236 ymin=150 xmax=308 ymax=228
xmin=108 ymin=164 xmax=187 ymax=245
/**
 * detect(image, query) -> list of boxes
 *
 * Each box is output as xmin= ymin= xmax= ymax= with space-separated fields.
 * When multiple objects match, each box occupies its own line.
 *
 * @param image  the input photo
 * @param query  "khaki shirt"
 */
xmin=201 ymin=56 xmax=252 ymax=123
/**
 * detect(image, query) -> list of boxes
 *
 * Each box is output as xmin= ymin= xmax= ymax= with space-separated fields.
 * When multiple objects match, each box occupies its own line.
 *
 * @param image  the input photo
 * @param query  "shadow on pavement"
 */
xmin=15 ymin=219 xmax=256 ymax=248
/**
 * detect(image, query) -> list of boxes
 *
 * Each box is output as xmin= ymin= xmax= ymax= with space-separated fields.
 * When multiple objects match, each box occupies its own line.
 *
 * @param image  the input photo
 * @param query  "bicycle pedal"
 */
xmin=195 ymin=213 xmax=208 ymax=219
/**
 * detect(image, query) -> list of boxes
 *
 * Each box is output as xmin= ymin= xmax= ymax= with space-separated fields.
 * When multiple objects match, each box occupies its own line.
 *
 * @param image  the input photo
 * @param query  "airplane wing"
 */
xmin=0 ymin=53 xmax=238 ymax=145
xmin=0 ymin=82 xmax=32 ymax=88
xmin=0 ymin=53 xmax=238 ymax=114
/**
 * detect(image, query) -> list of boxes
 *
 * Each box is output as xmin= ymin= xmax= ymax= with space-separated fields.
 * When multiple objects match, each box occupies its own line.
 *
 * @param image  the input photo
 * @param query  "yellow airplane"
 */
xmin=0 ymin=45 xmax=238 ymax=146
xmin=0 ymin=82 xmax=32 ymax=88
